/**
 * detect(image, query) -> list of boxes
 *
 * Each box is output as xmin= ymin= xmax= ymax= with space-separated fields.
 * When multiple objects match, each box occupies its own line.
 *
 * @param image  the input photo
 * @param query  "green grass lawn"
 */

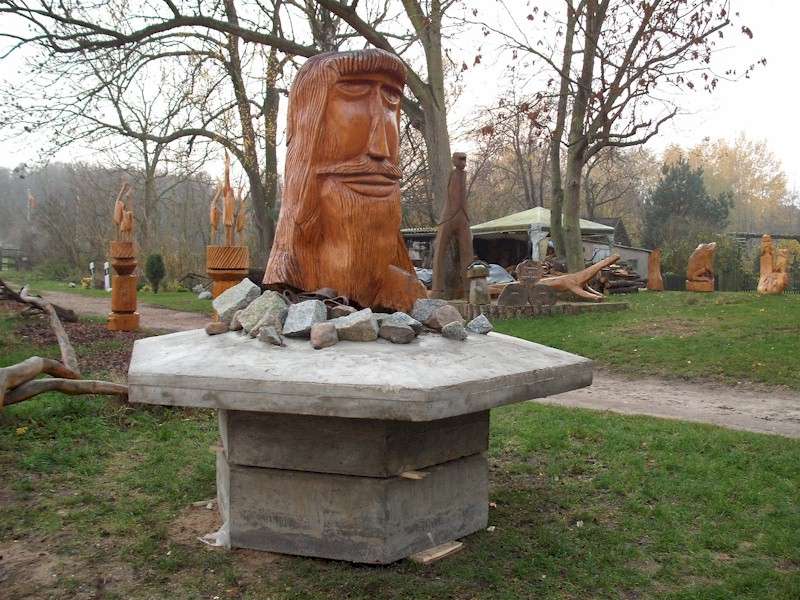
xmin=2 ymin=269 xmax=213 ymax=314
xmin=2 ymin=308 xmax=799 ymax=599
xmin=496 ymin=291 xmax=800 ymax=389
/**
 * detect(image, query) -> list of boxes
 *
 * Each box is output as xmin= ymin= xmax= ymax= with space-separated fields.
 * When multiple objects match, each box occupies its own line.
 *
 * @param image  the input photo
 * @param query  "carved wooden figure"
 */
xmin=263 ymin=49 xmax=425 ymax=313
xmin=431 ymin=152 xmax=473 ymax=299
xmin=685 ymin=242 xmax=716 ymax=292
xmin=757 ymin=234 xmax=791 ymax=294
xmin=647 ymin=248 xmax=664 ymax=291
xmin=537 ymin=255 xmax=620 ymax=302
xmin=107 ymin=182 xmax=140 ymax=331
xmin=207 ymin=153 xmax=250 ymax=298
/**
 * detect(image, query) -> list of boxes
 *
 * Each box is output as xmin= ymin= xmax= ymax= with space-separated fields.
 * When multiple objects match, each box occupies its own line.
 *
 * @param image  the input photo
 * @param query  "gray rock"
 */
xmin=466 ymin=314 xmax=493 ymax=335
xmin=329 ymin=304 xmax=357 ymax=319
xmin=310 ymin=322 xmax=339 ymax=349
xmin=205 ymin=321 xmax=229 ymax=336
xmin=229 ymin=310 xmax=244 ymax=331
xmin=410 ymin=298 xmax=447 ymax=325
xmin=212 ymin=278 xmax=260 ymax=323
xmin=258 ymin=325 xmax=284 ymax=346
xmin=441 ymin=321 xmax=468 ymax=341
xmin=373 ymin=312 xmax=392 ymax=325
xmin=192 ymin=284 xmax=206 ymax=294
xmin=239 ymin=291 xmax=288 ymax=336
xmin=379 ymin=322 xmax=415 ymax=344
xmin=384 ymin=311 xmax=423 ymax=334
xmin=428 ymin=305 xmax=464 ymax=331
xmin=198 ymin=290 xmax=212 ymax=300
xmin=329 ymin=308 xmax=379 ymax=342
xmin=283 ymin=300 xmax=327 ymax=338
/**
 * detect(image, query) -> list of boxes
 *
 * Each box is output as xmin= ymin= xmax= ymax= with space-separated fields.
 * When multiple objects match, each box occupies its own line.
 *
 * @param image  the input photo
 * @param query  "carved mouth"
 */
xmin=338 ymin=174 xmax=399 ymax=197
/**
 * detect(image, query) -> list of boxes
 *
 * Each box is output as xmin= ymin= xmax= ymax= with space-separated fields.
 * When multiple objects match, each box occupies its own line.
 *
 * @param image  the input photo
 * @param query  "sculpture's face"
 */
xmin=452 ymin=153 xmax=467 ymax=170
xmin=315 ymin=73 xmax=402 ymax=199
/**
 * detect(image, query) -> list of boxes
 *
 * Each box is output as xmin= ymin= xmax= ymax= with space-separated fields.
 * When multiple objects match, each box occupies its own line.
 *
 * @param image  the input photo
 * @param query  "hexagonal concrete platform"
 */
xmin=128 ymin=329 xmax=592 ymax=563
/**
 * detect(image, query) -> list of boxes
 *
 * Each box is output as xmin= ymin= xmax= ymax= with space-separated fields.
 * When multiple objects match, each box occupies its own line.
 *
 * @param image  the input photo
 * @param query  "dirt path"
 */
xmin=536 ymin=371 xmax=800 ymax=439
xmin=40 ymin=291 xmax=800 ymax=439
xmin=40 ymin=290 xmax=208 ymax=332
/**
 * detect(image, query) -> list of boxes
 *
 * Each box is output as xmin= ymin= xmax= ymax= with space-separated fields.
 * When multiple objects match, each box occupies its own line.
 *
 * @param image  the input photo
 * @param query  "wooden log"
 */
xmin=20 ymin=285 xmax=79 ymax=375
xmin=4 ymin=378 xmax=128 ymax=406
xmin=0 ymin=278 xmax=77 ymax=322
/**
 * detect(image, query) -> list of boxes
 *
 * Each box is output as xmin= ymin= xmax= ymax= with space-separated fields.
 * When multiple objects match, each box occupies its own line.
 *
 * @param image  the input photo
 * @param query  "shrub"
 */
xmin=145 ymin=254 xmax=166 ymax=294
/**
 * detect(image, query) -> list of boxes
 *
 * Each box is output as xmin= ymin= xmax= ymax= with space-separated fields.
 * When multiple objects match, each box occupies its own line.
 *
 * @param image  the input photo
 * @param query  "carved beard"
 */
xmin=316 ymin=176 xmax=400 ymax=306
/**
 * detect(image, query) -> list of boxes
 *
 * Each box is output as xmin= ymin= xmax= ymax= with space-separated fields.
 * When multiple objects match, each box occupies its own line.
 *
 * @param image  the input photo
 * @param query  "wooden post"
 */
xmin=206 ymin=245 xmax=250 ymax=298
xmin=107 ymin=240 xmax=140 ymax=331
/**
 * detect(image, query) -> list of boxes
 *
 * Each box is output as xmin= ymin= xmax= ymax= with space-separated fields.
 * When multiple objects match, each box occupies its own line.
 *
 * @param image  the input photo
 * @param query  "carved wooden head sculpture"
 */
xmin=264 ymin=49 xmax=425 ymax=312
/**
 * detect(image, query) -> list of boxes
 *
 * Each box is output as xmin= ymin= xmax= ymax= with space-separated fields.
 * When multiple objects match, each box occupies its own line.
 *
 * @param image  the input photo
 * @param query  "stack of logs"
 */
xmin=594 ymin=263 xmax=646 ymax=295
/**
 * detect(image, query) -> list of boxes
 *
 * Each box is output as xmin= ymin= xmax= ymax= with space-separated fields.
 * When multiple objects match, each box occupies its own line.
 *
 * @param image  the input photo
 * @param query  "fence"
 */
xmin=663 ymin=266 xmax=800 ymax=293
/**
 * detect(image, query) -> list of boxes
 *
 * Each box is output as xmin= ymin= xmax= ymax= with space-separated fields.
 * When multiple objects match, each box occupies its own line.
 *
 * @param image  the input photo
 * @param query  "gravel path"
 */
xmin=536 ymin=371 xmax=800 ymax=439
xmin=42 ymin=290 xmax=800 ymax=438
xmin=40 ymin=290 xmax=208 ymax=332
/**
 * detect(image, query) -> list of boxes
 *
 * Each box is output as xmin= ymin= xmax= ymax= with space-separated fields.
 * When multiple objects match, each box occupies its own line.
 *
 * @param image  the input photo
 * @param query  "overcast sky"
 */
xmin=0 ymin=1 xmax=796 ymax=193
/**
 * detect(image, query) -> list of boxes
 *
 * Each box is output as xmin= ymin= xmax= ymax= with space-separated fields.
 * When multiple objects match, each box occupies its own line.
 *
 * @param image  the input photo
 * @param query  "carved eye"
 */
xmin=336 ymin=81 xmax=371 ymax=96
xmin=381 ymin=85 xmax=401 ymax=105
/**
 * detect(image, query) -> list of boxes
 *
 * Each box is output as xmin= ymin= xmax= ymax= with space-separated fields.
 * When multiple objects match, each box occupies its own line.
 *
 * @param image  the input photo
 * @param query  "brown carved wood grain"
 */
xmin=263 ymin=49 xmax=425 ymax=313
xmin=647 ymin=248 xmax=664 ymax=291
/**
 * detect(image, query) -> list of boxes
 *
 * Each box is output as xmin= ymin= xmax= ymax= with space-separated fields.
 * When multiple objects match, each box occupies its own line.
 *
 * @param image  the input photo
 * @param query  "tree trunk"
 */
xmin=563 ymin=142 xmax=586 ymax=272
xmin=563 ymin=0 xmax=604 ymax=273
xmin=224 ymin=0 xmax=272 ymax=263
xmin=548 ymin=1 xmax=579 ymax=258
xmin=421 ymin=102 xmax=452 ymax=222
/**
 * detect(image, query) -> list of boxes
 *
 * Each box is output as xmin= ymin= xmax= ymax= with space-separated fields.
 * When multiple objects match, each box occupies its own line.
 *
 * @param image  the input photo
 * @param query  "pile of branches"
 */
xmin=0 ymin=278 xmax=128 ymax=409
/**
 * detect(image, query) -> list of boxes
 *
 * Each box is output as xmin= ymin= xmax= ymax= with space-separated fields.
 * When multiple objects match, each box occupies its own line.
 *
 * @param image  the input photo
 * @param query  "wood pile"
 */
xmin=594 ymin=263 xmax=646 ymax=295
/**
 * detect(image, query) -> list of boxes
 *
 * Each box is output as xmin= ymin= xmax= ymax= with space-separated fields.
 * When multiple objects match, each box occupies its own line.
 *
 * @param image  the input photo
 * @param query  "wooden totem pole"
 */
xmin=107 ymin=183 xmax=140 ymax=331
xmin=263 ymin=49 xmax=425 ymax=313
xmin=431 ymin=152 xmax=473 ymax=299
xmin=647 ymin=248 xmax=664 ymax=291
xmin=207 ymin=154 xmax=249 ymax=298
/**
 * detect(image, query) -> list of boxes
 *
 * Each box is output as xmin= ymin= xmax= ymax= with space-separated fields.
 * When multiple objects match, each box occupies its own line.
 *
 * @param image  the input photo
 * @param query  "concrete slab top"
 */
xmin=128 ymin=329 xmax=592 ymax=421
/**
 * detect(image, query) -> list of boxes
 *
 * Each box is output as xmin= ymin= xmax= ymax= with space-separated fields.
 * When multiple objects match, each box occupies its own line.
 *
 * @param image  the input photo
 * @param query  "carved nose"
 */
xmin=367 ymin=117 xmax=390 ymax=160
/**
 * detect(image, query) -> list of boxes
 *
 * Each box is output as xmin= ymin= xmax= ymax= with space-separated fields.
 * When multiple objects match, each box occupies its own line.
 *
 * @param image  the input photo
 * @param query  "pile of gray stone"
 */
xmin=205 ymin=278 xmax=493 ymax=349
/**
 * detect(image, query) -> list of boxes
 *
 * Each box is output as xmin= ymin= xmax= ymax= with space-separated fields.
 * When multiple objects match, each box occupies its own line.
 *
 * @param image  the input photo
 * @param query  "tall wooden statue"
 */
xmin=207 ymin=153 xmax=250 ymax=298
xmin=263 ymin=49 xmax=425 ymax=313
xmin=107 ymin=183 xmax=140 ymax=331
xmin=431 ymin=152 xmax=473 ymax=299
xmin=647 ymin=248 xmax=664 ymax=291
xmin=757 ymin=234 xmax=791 ymax=294
xmin=685 ymin=242 xmax=716 ymax=292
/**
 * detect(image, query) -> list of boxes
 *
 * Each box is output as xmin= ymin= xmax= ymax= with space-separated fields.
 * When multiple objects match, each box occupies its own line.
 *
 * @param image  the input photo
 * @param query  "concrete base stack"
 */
xmin=128 ymin=329 xmax=593 ymax=563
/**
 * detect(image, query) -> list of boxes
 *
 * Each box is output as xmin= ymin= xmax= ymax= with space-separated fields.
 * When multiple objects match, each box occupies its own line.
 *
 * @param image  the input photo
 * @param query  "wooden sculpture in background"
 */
xmin=647 ymin=248 xmax=664 ymax=291
xmin=685 ymin=242 xmax=716 ymax=292
xmin=107 ymin=182 xmax=140 ymax=331
xmin=207 ymin=153 xmax=250 ymax=298
xmin=537 ymin=255 xmax=620 ymax=302
xmin=431 ymin=152 xmax=473 ymax=299
xmin=263 ymin=49 xmax=425 ymax=313
xmin=757 ymin=234 xmax=791 ymax=294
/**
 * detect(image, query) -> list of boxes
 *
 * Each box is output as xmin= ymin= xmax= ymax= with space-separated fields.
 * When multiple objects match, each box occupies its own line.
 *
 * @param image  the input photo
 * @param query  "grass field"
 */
xmin=2 ymin=307 xmax=799 ymax=599
xmin=496 ymin=291 xmax=800 ymax=389
xmin=1 ymin=269 xmax=213 ymax=314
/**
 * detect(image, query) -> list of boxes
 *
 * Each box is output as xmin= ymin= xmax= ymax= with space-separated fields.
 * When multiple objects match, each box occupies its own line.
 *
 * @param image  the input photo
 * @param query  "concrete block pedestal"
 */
xmin=128 ymin=329 xmax=592 ymax=563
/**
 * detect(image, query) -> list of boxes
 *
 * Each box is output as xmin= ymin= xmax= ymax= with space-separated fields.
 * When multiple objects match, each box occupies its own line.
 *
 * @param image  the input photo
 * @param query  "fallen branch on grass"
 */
xmin=0 ymin=283 xmax=128 ymax=408
xmin=0 ymin=278 xmax=78 ymax=322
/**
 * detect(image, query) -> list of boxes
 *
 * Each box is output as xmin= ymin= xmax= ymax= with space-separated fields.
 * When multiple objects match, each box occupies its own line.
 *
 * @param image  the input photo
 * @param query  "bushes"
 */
xmin=144 ymin=254 xmax=166 ymax=294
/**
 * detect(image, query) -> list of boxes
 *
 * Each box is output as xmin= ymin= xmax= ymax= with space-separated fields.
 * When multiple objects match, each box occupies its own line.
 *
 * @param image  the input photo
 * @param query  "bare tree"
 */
xmin=488 ymin=0 xmax=759 ymax=271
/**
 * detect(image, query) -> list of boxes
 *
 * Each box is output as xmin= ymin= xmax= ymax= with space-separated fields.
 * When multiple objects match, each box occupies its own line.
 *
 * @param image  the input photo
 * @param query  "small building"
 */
xmin=401 ymin=208 xmax=651 ymax=273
